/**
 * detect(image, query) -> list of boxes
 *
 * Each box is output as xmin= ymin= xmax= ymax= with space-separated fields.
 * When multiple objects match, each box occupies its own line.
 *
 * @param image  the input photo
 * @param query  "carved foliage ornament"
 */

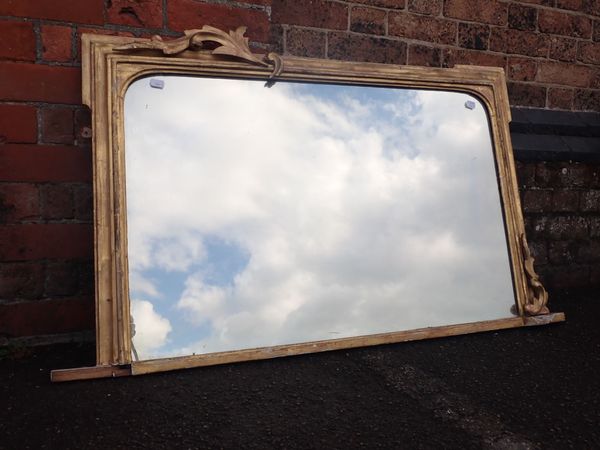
xmin=521 ymin=234 xmax=550 ymax=316
xmin=115 ymin=25 xmax=283 ymax=83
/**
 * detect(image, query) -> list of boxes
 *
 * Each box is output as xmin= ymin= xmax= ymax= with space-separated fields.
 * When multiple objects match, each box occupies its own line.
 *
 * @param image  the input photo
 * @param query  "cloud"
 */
xmin=125 ymin=77 xmax=515 ymax=360
xmin=130 ymin=299 xmax=172 ymax=358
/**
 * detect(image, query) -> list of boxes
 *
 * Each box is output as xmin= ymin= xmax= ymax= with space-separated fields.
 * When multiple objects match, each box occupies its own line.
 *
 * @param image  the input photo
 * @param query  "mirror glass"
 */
xmin=124 ymin=76 xmax=516 ymax=361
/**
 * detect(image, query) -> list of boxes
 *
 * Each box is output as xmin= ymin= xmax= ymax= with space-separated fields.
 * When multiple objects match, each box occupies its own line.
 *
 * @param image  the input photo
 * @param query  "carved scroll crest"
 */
xmin=520 ymin=233 xmax=549 ymax=316
xmin=115 ymin=25 xmax=283 ymax=84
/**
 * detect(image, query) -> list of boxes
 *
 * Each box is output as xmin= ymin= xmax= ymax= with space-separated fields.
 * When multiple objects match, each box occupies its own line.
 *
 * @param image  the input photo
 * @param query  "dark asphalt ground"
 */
xmin=1 ymin=288 xmax=599 ymax=450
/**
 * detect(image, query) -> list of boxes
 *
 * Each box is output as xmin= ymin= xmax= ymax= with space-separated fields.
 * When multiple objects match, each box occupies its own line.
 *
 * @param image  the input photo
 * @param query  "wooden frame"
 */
xmin=51 ymin=26 xmax=564 ymax=382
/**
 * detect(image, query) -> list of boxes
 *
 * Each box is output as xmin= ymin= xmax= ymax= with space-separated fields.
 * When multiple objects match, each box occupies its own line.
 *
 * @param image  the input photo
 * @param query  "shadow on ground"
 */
xmin=1 ymin=288 xmax=599 ymax=449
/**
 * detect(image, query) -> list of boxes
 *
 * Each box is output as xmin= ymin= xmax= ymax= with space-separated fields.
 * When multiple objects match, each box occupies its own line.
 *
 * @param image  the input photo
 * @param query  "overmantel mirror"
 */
xmin=51 ymin=26 xmax=564 ymax=382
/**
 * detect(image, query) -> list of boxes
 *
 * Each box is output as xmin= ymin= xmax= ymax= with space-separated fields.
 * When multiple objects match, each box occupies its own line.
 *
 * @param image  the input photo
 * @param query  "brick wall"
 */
xmin=0 ymin=0 xmax=598 ymax=343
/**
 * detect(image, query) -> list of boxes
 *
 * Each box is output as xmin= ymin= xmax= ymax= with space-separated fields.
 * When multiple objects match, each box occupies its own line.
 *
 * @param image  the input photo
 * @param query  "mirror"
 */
xmin=50 ymin=27 xmax=563 ymax=381
xmin=124 ymin=76 xmax=515 ymax=361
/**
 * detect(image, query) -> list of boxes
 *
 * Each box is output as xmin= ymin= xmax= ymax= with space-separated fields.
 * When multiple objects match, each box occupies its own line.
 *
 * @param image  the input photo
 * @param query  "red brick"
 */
xmin=169 ymin=1 xmax=270 ymax=42
xmin=442 ymin=48 xmax=506 ymax=69
xmin=351 ymin=6 xmax=386 ymax=35
xmin=0 ymin=0 xmax=104 ymax=25
xmin=490 ymin=28 xmax=549 ymax=58
xmin=548 ymin=241 xmax=578 ymax=264
xmin=0 ymin=62 xmax=81 ymax=104
xmin=547 ymin=216 xmax=588 ymax=240
xmin=285 ymin=28 xmax=326 ymax=58
xmin=328 ymin=33 xmax=407 ymax=64
xmin=557 ymin=0 xmax=584 ymax=10
xmin=0 ymin=184 xmax=39 ymax=223
xmin=41 ymin=25 xmax=72 ymax=62
xmin=40 ymin=184 xmax=74 ymax=220
xmin=0 ymin=262 xmax=44 ymax=300
xmin=548 ymin=87 xmax=574 ymax=109
xmin=508 ymin=4 xmax=537 ymax=31
xmin=584 ymin=0 xmax=600 ymax=15
xmin=595 ymin=20 xmax=600 ymax=42
xmin=523 ymin=189 xmax=552 ymax=213
xmin=353 ymin=0 xmax=406 ymax=8
xmin=107 ymin=0 xmax=163 ymax=29
xmin=516 ymin=161 xmax=536 ymax=188
xmin=507 ymin=82 xmax=546 ymax=108
xmin=408 ymin=44 xmax=441 ymax=67
xmin=539 ymin=10 xmax=592 ymax=39
xmin=549 ymin=36 xmax=577 ymax=62
xmin=389 ymin=13 xmax=456 ymax=45
xmin=0 ymin=21 xmax=35 ymax=62
xmin=73 ymin=184 xmax=92 ymax=222
xmin=41 ymin=108 xmax=75 ymax=145
xmin=518 ymin=0 xmax=553 ymax=4
xmin=574 ymin=89 xmax=600 ymax=110
xmin=458 ymin=23 xmax=489 ymax=50
xmin=45 ymin=261 xmax=80 ymax=297
xmin=508 ymin=57 xmax=537 ymax=82
xmin=0 ymin=104 xmax=37 ymax=144
xmin=444 ymin=0 xmax=507 ymax=25
xmin=74 ymin=108 xmax=92 ymax=147
xmin=578 ymin=42 xmax=600 ymax=65
xmin=537 ymin=62 xmax=593 ymax=88
xmin=0 ymin=297 xmax=94 ymax=337
xmin=0 ymin=145 xmax=92 ymax=183
xmin=407 ymin=0 xmax=442 ymax=15
xmin=0 ymin=224 xmax=92 ymax=261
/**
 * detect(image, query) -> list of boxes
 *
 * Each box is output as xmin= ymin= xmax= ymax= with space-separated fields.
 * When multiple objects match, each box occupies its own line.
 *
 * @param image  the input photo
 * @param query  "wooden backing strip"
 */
xmin=50 ymin=365 xmax=131 ymax=383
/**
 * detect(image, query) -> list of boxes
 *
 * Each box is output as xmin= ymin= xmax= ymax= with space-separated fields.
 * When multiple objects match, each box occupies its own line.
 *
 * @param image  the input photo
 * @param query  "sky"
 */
xmin=124 ymin=75 xmax=516 ymax=361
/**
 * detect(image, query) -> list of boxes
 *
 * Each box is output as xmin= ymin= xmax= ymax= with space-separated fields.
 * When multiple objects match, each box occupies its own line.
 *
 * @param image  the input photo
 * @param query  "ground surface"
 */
xmin=1 ymin=289 xmax=599 ymax=450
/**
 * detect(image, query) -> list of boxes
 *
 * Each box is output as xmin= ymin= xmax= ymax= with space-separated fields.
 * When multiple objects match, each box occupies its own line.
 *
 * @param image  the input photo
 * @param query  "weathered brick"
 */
xmin=458 ymin=23 xmax=489 ymax=50
xmin=591 ymin=265 xmax=600 ymax=285
xmin=539 ymin=162 xmax=594 ymax=188
xmin=581 ymin=190 xmax=600 ymax=211
xmin=528 ymin=240 xmax=548 ymax=265
xmin=539 ymin=10 xmax=592 ymax=39
xmin=523 ymin=189 xmax=552 ymax=213
xmin=594 ymin=20 xmax=600 ymax=42
xmin=578 ymin=240 xmax=600 ymax=263
xmin=353 ymin=0 xmax=406 ymax=8
xmin=408 ymin=0 xmax=442 ymax=15
xmin=524 ymin=216 xmax=548 ymax=239
xmin=442 ymin=48 xmax=506 ymax=68
xmin=0 ymin=262 xmax=44 ymax=300
xmin=591 ymin=217 xmax=600 ymax=238
xmin=507 ymin=83 xmax=546 ymax=108
xmin=408 ymin=44 xmax=441 ymax=67
xmin=0 ymin=0 xmax=104 ymax=24
xmin=350 ymin=6 xmax=386 ymax=35
xmin=547 ymin=216 xmax=589 ymax=240
xmin=548 ymin=240 xmax=578 ymax=264
xmin=40 ymin=184 xmax=74 ymax=220
xmin=170 ymin=0 xmax=270 ymax=42
xmin=490 ymin=28 xmax=549 ymax=58
xmin=41 ymin=108 xmax=75 ymax=145
xmin=272 ymin=0 xmax=348 ymax=31
xmin=578 ymin=42 xmax=600 ymax=65
xmin=583 ymin=0 xmax=600 ymax=15
xmin=45 ymin=261 xmax=80 ymax=297
xmin=516 ymin=161 xmax=536 ymax=188
xmin=389 ymin=13 xmax=456 ymax=45
xmin=0 ymin=145 xmax=92 ymax=183
xmin=0 ymin=63 xmax=81 ymax=104
xmin=508 ymin=57 xmax=537 ymax=82
xmin=574 ymin=89 xmax=600 ymax=111
xmin=0 ymin=184 xmax=39 ymax=223
xmin=508 ymin=4 xmax=537 ymax=31
xmin=286 ymin=28 xmax=326 ymax=58
xmin=518 ymin=0 xmax=552 ymax=4
xmin=547 ymin=264 xmax=590 ymax=288
xmin=556 ymin=0 xmax=583 ymax=10
xmin=107 ymin=0 xmax=163 ymax=29
xmin=0 ymin=104 xmax=37 ymax=144
xmin=537 ymin=62 xmax=593 ymax=88
xmin=548 ymin=87 xmax=574 ymax=110
xmin=0 ymin=21 xmax=36 ymax=62
xmin=552 ymin=190 xmax=579 ymax=212
xmin=41 ymin=25 xmax=72 ymax=62
xmin=328 ymin=33 xmax=407 ymax=64
xmin=444 ymin=0 xmax=507 ymax=25
xmin=0 ymin=224 xmax=92 ymax=261
xmin=0 ymin=297 xmax=94 ymax=337
xmin=74 ymin=108 xmax=92 ymax=147
xmin=549 ymin=36 xmax=577 ymax=62
xmin=73 ymin=184 xmax=92 ymax=222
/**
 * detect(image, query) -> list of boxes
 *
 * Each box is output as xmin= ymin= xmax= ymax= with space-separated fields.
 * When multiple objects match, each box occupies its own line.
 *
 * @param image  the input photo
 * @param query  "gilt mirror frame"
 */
xmin=51 ymin=26 xmax=564 ymax=382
